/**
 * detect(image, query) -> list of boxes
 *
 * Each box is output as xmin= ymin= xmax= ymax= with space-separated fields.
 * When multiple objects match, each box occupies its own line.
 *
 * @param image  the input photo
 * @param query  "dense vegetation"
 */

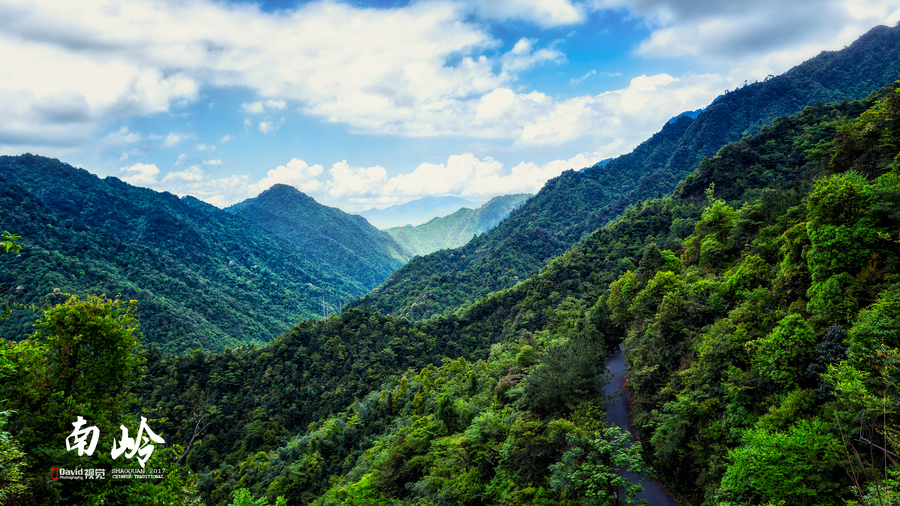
xmin=362 ymin=24 xmax=900 ymax=321
xmin=3 ymin=26 xmax=900 ymax=506
xmin=386 ymin=194 xmax=531 ymax=256
xmin=227 ymin=184 xmax=411 ymax=290
xmin=1 ymin=293 xmax=198 ymax=504
xmin=615 ymin=84 xmax=900 ymax=505
xmin=122 ymin=82 xmax=895 ymax=506
xmin=0 ymin=157 xmax=404 ymax=353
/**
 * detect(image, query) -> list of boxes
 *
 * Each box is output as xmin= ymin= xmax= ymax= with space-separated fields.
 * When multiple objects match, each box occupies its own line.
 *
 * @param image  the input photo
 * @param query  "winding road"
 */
xmin=604 ymin=350 xmax=682 ymax=506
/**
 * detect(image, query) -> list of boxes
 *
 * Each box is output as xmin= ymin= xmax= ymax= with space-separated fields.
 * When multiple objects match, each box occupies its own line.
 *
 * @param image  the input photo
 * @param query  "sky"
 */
xmin=2 ymin=0 xmax=900 ymax=214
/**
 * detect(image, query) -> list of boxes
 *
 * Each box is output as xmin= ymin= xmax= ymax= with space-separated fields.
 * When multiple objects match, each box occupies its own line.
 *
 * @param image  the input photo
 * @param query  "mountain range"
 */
xmin=226 ymin=184 xmax=411 ymax=291
xmin=385 ymin=194 xmax=531 ymax=256
xmin=5 ymin=22 xmax=900 ymax=506
xmin=0 ymin=161 xmax=407 ymax=352
xmin=358 ymin=195 xmax=481 ymax=228
xmin=359 ymin=23 xmax=900 ymax=320
xmin=133 ymin=49 xmax=900 ymax=506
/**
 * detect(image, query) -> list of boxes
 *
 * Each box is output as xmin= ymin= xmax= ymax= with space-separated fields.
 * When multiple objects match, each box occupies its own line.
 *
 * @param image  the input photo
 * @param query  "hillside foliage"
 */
xmin=126 ymin=83 xmax=899 ymax=505
xmin=0 ymin=157 xmax=402 ymax=353
xmin=362 ymin=24 xmax=900 ymax=321
xmin=227 ymin=184 xmax=412 ymax=289
xmin=3 ymin=26 xmax=900 ymax=506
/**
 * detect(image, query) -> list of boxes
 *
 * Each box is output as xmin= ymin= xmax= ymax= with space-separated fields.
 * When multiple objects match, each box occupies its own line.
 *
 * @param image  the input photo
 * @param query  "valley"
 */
xmin=2 ymin=22 xmax=900 ymax=506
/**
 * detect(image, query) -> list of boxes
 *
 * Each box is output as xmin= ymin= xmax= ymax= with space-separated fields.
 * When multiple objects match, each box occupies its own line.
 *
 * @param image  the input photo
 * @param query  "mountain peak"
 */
xmin=264 ymin=183 xmax=299 ymax=193
xmin=257 ymin=183 xmax=310 ymax=200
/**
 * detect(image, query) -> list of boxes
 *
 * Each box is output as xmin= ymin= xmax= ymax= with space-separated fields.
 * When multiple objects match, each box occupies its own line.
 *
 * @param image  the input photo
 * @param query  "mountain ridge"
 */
xmin=227 ymin=183 xmax=412 ymax=289
xmin=359 ymin=195 xmax=481 ymax=228
xmin=385 ymin=193 xmax=531 ymax=256
xmin=0 ymin=157 xmax=400 ymax=352
xmin=359 ymin=23 xmax=900 ymax=320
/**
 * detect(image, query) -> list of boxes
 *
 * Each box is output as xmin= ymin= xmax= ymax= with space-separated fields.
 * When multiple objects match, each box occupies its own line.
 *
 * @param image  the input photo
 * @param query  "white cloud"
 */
xmin=570 ymin=69 xmax=596 ymax=86
xmin=195 ymin=143 xmax=216 ymax=152
xmin=464 ymin=0 xmax=587 ymax=27
xmin=155 ymin=172 xmax=251 ymax=207
xmin=500 ymin=38 xmax=565 ymax=73
xmin=3 ymin=0 xmax=897 ymax=162
xmin=249 ymin=157 xmax=324 ymax=195
xmin=202 ymin=158 xmax=224 ymax=165
xmin=220 ymin=134 xmax=233 ymax=144
xmin=120 ymin=162 xmax=160 ymax=185
xmin=317 ymin=150 xmax=615 ymax=210
xmin=163 ymin=165 xmax=205 ymax=182
xmin=0 ymin=27 xmax=197 ymax=145
xmin=98 ymin=142 xmax=626 ymax=210
xmin=327 ymin=161 xmax=389 ymax=198
xmin=517 ymin=72 xmax=730 ymax=146
xmin=163 ymin=132 xmax=194 ymax=147
xmin=102 ymin=127 xmax=141 ymax=145
xmin=241 ymin=102 xmax=265 ymax=114
xmin=0 ymin=0 xmax=575 ymax=147
xmin=593 ymin=0 xmax=900 ymax=75
xmin=241 ymin=99 xmax=286 ymax=115
xmin=385 ymin=154 xmax=504 ymax=197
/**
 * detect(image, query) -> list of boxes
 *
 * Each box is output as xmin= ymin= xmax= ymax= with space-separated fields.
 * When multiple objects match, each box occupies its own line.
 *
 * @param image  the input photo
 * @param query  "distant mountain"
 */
xmin=0 ymin=156 xmax=400 ymax=353
xmin=385 ymin=194 xmax=531 ymax=256
xmin=358 ymin=195 xmax=480 ymax=228
xmin=226 ymin=184 xmax=412 ymax=289
xmin=361 ymin=23 xmax=900 ymax=320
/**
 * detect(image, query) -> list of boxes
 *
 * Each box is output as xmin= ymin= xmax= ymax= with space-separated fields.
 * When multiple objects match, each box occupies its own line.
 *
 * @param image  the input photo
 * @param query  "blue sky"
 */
xmin=2 ymin=0 xmax=899 ymax=213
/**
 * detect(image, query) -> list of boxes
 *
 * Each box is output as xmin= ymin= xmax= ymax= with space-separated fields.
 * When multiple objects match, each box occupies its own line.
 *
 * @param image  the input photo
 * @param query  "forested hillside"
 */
xmin=0 ymin=156 xmax=398 ymax=353
xmin=227 ymin=184 xmax=412 ymax=291
xmin=119 ymin=82 xmax=898 ymax=506
xmin=362 ymin=23 xmax=900 ymax=321
xmin=614 ymin=83 xmax=900 ymax=505
xmin=386 ymin=194 xmax=531 ymax=256
xmin=4 ymin=26 xmax=900 ymax=506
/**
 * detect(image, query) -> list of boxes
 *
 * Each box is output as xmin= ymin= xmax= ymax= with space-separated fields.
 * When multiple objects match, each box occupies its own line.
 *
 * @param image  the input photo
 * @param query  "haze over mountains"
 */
xmin=358 ymin=196 xmax=482 ymax=229
xmin=385 ymin=194 xmax=531 ymax=256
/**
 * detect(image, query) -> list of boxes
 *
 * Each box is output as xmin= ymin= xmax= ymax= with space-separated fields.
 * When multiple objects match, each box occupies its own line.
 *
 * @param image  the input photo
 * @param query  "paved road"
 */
xmin=604 ymin=350 xmax=682 ymax=506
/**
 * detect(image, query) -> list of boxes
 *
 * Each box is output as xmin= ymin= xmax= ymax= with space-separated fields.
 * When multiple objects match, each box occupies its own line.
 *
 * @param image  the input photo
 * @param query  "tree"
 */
xmin=719 ymin=418 xmax=843 ymax=505
xmin=0 ymin=231 xmax=20 ymax=254
xmin=32 ymin=294 xmax=145 ymax=407
xmin=549 ymin=426 xmax=649 ymax=505
xmin=0 ymin=409 xmax=26 ymax=503
xmin=0 ymin=231 xmax=21 ymax=319
xmin=0 ymin=295 xmax=164 ymax=504
xmin=515 ymin=326 xmax=607 ymax=415
xmin=228 ymin=488 xmax=286 ymax=506
xmin=753 ymin=314 xmax=816 ymax=390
